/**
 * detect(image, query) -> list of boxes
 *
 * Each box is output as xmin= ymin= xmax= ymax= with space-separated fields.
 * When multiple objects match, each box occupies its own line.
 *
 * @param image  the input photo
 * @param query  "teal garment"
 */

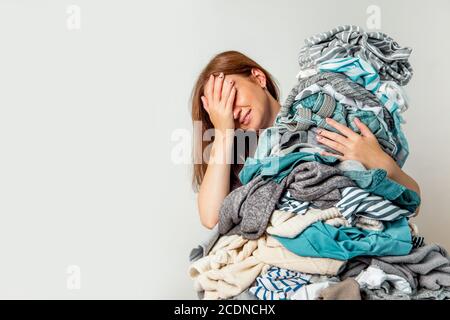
xmin=292 ymin=92 xmax=396 ymax=156
xmin=252 ymin=125 xmax=293 ymax=161
xmin=388 ymin=101 xmax=410 ymax=168
xmin=318 ymin=56 xmax=409 ymax=167
xmin=341 ymin=168 xmax=421 ymax=213
xmin=318 ymin=57 xmax=382 ymax=93
xmin=273 ymin=217 xmax=412 ymax=261
xmin=238 ymin=151 xmax=340 ymax=185
xmin=239 ymin=151 xmax=420 ymax=212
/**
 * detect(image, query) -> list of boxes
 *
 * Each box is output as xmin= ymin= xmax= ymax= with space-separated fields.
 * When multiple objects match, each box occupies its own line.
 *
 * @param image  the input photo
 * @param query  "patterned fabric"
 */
xmin=277 ymin=187 xmax=414 ymax=228
xmin=297 ymin=25 xmax=413 ymax=86
xmin=336 ymin=187 xmax=414 ymax=224
xmin=276 ymin=190 xmax=311 ymax=214
xmin=412 ymin=236 xmax=425 ymax=249
xmin=283 ymin=83 xmax=398 ymax=158
xmin=318 ymin=56 xmax=410 ymax=167
xmin=249 ymin=266 xmax=312 ymax=300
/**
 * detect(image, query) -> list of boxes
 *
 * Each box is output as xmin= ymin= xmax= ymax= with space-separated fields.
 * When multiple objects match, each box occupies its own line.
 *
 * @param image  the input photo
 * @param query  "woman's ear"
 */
xmin=251 ymin=67 xmax=267 ymax=88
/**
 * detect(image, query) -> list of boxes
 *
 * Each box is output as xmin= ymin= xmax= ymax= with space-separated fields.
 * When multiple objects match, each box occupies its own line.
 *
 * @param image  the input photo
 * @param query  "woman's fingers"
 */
xmin=320 ymin=150 xmax=344 ymax=160
xmin=225 ymin=85 xmax=236 ymax=112
xmin=213 ymin=72 xmax=225 ymax=106
xmin=325 ymin=118 xmax=358 ymax=139
xmin=201 ymin=96 xmax=209 ymax=114
xmin=353 ymin=117 xmax=374 ymax=138
xmin=221 ymin=78 xmax=234 ymax=103
xmin=316 ymin=134 xmax=347 ymax=153
xmin=204 ymin=74 xmax=214 ymax=104
xmin=316 ymin=128 xmax=348 ymax=145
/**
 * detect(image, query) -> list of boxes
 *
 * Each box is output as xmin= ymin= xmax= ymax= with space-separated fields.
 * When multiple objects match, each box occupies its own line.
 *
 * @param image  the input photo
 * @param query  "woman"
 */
xmin=191 ymin=51 xmax=421 ymax=229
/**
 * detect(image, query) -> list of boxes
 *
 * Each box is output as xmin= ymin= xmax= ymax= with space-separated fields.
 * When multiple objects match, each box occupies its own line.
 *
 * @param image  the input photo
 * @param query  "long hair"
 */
xmin=190 ymin=50 xmax=280 ymax=191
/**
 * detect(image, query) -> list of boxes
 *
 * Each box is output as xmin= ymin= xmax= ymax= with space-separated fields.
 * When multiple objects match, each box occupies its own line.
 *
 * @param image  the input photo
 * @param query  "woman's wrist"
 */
xmin=209 ymin=129 xmax=235 ymax=165
xmin=365 ymin=152 xmax=398 ymax=178
xmin=382 ymin=154 xmax=402 ymax=180
xmin=215 ymin=128 xmax=235 ymax=141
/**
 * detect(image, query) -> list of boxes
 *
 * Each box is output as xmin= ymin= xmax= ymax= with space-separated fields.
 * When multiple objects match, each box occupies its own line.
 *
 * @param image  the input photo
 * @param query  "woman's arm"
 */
xmin=375 ymin=152 xmax=421 ymax=196
xmin=197 ymin=130 xmax=234 ymax=229
xmin=377 ymin=154 xmax=421 ymax=216
xmin=316 ymin=117 xmax=421 ymax=215
xmin=197 ymin=73 xmax=237 ymax=228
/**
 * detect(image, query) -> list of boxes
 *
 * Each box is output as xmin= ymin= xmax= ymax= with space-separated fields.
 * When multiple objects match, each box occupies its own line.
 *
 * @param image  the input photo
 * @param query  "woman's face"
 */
xmin=223 ymin=73 xmax=273 ymax=131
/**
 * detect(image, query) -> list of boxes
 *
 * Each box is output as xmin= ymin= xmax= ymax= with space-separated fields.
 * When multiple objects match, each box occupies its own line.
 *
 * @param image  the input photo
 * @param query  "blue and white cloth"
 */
xmin=336 ymin=186 xmax=414 ymax=224
xmin=318 ymin=56 xmax=410 ymax=167
xmin=249 ymin=267 xmax=312 ymax=300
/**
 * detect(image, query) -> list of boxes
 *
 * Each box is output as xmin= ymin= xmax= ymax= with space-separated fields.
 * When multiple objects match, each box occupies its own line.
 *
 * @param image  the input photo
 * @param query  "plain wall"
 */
xmin=0 ymin=0 xmax=448 ymax=299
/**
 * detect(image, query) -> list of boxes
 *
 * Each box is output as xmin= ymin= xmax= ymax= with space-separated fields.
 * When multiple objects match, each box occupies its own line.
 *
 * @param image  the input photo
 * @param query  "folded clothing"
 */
xmin=273 ymin=217 xmax=412 ymax=260
xmin=239 ymin=150 xmax=339 ymax=184
xmin=291 ymin=279 xmax=339 ymax=300
xmin=187 ymin=25 xmax=443 ymax=301
xmin=355 ymin=265 xmax=412 ymax=294
xmin=220 ymin=161 xmax=355 ymax=239
xmin=297 ymin=25 xmax=413 ymax=86
xmin=254 ymin=235 xmax=346 ymax=275
xmin=266 ymin=207 xmax=347 ymax=238
xmin=336 ymin=186 xmax=414 ymax=224
xmin=340 ymin=244 xmax=450 ymax=291
xmin=188 ymin=234 xmax=267 ymax=300
xmin=188 ymin=234 xmax=346 ymax=300
xmin=283 ymin=161 xmax=356 ymax=209
xmin=361 ymin=283 xmax=450 ymax=300
xmin=317 ymin=56 xmax=410 ymax=166
xmin=276 ymin=83 xmax=397 ymax=158
xmin=275 ymin=189 xmax=406 ymax=232
xmin=219 ymin=174 xmax=284 ymax=240
xmin=189 ymin=225 xmax=221 ymax=263
xmin=317 ymin=278 xmax=361 ymax=300
xmin=249 ymin=266 xmax=312 ymax=300
xmin=239 ymin=151 xmax=421 ymax=213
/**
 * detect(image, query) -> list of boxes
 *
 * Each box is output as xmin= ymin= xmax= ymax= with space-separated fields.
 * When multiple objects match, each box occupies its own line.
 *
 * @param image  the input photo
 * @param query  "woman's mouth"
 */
xmin=240 ymin=109 xmax=252 ymax=125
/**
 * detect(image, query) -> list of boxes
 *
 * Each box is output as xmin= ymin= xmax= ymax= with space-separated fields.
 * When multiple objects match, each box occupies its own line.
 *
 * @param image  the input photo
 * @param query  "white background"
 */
xmin=0 ymin=0 xmax=449 ymax=299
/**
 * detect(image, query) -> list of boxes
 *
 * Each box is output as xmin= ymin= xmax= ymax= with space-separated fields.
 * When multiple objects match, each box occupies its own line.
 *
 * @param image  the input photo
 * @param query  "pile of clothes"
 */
xmin=188 ymin=25 xmax=450 ymax=300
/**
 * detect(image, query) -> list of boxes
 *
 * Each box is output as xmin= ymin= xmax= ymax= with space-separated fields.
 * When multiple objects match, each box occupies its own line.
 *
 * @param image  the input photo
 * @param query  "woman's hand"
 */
xmin=201 ymin=72 xmax=237 ymax=135
xmin=316 ymin=117 xmax=395 ymax=172
xmin=316 ymin=116 xmax=422 ymax=216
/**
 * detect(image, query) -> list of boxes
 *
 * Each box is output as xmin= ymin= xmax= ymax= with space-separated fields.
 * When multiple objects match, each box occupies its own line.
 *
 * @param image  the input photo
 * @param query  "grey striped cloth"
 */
xmin=336 ymin=186 xmax=414 ymax=224
xmin=412 ymin=236 xmax=425 ymax=249
xmin=276 ymin=190 xmax=310 ymax=214
xmin=298 ymin=25 xmax=413 ymax=86
xmin=277 ymin=187 xmax=413 ymax=226
xmin=277 ymin=71 xmax=395 ymax=130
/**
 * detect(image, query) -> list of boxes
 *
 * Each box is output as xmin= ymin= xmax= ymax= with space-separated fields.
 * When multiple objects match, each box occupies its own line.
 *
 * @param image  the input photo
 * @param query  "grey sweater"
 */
xmin=219 ymin=161 xmax=355 ymax=239
xmin=341 ymin=244 xmax=450 ymax=291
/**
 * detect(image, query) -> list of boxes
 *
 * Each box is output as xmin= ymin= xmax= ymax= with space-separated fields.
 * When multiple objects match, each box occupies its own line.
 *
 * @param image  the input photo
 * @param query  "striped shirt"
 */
xmin=249 ymin=267 xmax=312 ymax=300
xmin=277 ymin=187 xmax=413 ymax=226
xmin=336 ymin=187 xmax=414 ymax=224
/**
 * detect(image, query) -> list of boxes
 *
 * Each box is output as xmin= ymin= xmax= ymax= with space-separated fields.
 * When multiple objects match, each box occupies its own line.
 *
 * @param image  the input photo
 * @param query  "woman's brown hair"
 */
xmin=190 ymin=50 xmax=280 ymax=191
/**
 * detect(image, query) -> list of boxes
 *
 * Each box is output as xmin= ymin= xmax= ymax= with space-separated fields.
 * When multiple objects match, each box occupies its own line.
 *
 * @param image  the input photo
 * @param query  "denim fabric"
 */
xmin=273 ymin=217 xmax=412 ymax=260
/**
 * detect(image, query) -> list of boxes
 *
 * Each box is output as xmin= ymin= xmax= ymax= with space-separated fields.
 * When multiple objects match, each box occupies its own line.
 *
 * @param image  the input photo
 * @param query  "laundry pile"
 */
xmin=188 ymin=25 xmax=450 ymax=300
